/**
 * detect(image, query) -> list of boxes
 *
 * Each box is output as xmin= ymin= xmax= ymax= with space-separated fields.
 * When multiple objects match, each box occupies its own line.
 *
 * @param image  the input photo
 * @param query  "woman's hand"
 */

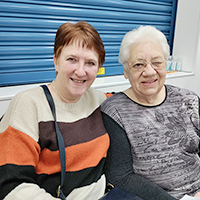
xmin=194 ymin=192 xmax=200 ymax=197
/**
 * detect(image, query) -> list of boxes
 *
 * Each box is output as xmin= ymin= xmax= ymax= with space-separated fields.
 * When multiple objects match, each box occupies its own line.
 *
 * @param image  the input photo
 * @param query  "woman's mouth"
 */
xmin=71 ymin=78 xmax=86 ymax=83
xmin=142 ymin=79 xmax=157 ymax=85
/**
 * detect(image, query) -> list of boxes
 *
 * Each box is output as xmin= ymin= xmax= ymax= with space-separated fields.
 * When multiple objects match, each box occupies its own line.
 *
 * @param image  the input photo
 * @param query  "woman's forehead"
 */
xmin=129 ymin=41 xmax=164 ymax=59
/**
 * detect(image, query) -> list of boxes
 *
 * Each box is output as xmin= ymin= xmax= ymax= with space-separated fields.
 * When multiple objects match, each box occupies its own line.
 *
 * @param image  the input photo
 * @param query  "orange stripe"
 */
xmin=0 ymin=126 xmax=41 ymax=166
xmin=105 ymin=93 xmax=113 ymax=98
xmin=36 ymin=133 xmax=109 ymax=175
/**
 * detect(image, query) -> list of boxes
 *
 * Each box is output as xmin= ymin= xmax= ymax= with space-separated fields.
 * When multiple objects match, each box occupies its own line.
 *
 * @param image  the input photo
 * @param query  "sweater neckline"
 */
xmin=53 ymin=93 xmax=85 ymax=114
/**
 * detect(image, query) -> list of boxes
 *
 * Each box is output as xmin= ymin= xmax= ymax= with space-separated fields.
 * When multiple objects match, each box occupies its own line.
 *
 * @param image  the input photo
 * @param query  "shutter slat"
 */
xmin=0 ymin=0 xmax=178 ymax=86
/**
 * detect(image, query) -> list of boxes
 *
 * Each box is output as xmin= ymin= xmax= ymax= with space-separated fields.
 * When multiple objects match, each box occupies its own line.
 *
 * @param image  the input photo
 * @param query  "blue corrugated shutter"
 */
xmin=0 ymin=0 xmax=178 ymax=86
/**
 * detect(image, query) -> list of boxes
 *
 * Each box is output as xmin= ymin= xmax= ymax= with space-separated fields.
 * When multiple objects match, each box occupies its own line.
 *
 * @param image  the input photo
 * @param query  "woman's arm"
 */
xmin=0 ymin=90 xmax=59 ymax=200
xmin=102 ymin=112 xmax=177 ymax=200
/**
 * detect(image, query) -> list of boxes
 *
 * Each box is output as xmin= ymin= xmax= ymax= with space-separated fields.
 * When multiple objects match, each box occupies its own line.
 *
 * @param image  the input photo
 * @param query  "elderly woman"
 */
xmin=0 ymin=21 xmax=111 ymax=200
xmin=101 ymin=26 xmax=200 ymax=200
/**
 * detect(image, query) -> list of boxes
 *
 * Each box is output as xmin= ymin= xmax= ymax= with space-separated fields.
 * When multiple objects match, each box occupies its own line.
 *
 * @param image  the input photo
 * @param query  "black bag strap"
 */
xmin=41 ymin=85 xmax=66 ymax=200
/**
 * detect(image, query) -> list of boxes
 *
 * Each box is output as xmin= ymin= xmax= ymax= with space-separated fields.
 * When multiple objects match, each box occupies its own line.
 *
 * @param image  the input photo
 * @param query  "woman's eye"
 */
xmin=87 ymin=61 xmax=95 ymax=66
xmin=133 ymin=63 xmax=144 ymax=68
xmin=152 ymin=62 xmax=162 ymax=67
xmin=67 ymin=58 xmax=76 ymax=62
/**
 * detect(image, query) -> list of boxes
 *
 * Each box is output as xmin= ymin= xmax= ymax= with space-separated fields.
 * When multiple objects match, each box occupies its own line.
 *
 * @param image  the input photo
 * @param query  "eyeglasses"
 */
xmin=127 ymin=58 xmax=166 ymax=72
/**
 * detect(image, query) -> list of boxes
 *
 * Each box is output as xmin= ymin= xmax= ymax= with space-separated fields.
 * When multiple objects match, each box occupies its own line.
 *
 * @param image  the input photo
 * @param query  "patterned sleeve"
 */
xmin=101 ymin=112 xmax=177 ymax=200
xmin=198 ymin=97 xmax=200 ymax=158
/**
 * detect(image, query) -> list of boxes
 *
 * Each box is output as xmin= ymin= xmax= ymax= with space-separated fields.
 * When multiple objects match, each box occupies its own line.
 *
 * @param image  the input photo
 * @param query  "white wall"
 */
xmin=1 ymin=0 xmax=200 ymax=117
xmin=165 ymin=0 xmax=200 ymax=95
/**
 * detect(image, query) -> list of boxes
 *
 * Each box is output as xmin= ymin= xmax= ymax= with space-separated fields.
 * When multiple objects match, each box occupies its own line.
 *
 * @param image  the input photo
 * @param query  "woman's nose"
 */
xmin=74 ymin=62 xmax=86 ymax=76
xmin=142 ymin=63 xmax=157 ymax=76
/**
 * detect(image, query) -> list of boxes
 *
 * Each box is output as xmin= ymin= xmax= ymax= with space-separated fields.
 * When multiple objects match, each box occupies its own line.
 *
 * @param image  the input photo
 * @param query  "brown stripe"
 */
xmin=39 ymin=107 xmax=107 ymax=151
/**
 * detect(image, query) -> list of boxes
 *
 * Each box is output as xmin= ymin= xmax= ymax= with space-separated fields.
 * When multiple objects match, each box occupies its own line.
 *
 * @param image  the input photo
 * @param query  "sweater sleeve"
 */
xmin=0 ymin=90 xmax=59 ymax=200
xmin=102 ymin=112 xmax=178 ymax=200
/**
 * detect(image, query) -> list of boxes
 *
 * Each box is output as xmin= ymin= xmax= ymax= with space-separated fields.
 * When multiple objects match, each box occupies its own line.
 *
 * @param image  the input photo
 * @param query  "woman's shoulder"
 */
xmin=7 ymin=87 xmax=45 ymax=113
xmin=0 ymin=87 xmax=45 ymax=140
xmin=9 ymin=87 xmax=42 ymax=106
xmin=4 ymin=86 xmax=46 ymax=121
xmin=104 ymin=91 xmax=124 ymax=101
xmin=166 ymin=84 xmax=199 ymax=98
xmin=85 ymin=87 xmax=108 ymax=104
xmin=13 ymin=86 xmax=44 ymax=100
xmin=101 ymin=92 xmax=125 ymax=112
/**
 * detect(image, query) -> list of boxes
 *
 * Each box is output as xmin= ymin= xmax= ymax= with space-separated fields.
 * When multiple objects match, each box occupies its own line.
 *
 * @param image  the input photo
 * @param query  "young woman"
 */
xmin=0 ymin=21 xmax=110 ymax=200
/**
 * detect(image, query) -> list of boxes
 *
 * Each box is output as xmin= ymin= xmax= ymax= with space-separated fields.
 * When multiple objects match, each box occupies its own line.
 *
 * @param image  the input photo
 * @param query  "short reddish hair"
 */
xmin=54 ymin=21 xmax=105 ymax=67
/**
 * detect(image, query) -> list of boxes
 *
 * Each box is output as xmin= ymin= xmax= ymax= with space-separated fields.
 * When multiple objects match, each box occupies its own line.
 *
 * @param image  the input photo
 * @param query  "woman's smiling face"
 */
xmin=124 ymin=41 xmax=167 ymax=101
xmin=54 ymin=42 xmax=99 ymax=103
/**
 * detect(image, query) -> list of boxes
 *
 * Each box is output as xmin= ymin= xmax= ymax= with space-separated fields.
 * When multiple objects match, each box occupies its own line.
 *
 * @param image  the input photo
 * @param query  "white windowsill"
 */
xmin=166 ymin=71 xmax=194 ymax=79
xmin=0 ymin=71 xmax=194 ymax=101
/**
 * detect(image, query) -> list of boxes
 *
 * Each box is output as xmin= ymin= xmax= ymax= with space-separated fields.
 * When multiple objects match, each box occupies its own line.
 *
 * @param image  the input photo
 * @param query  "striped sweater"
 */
xmin=0 ymin=86 xmax=110 ymax=200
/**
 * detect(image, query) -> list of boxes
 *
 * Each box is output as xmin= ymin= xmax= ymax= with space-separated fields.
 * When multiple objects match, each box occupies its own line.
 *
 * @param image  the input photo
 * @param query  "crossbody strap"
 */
xmin=41 ymin=85 xmax=66 ymax=199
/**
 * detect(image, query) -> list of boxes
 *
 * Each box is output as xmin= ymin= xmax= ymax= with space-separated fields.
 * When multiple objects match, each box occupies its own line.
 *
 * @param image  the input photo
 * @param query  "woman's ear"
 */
xmin=124 ymin=68 xmax=129 ymax=79
xmin=54 ymin=55 xmax=59 ymax=73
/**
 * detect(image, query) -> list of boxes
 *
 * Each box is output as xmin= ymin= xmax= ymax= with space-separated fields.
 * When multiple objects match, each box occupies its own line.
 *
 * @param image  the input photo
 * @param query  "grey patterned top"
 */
xmin=101 ymin=85 xmax=200 ymax=199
